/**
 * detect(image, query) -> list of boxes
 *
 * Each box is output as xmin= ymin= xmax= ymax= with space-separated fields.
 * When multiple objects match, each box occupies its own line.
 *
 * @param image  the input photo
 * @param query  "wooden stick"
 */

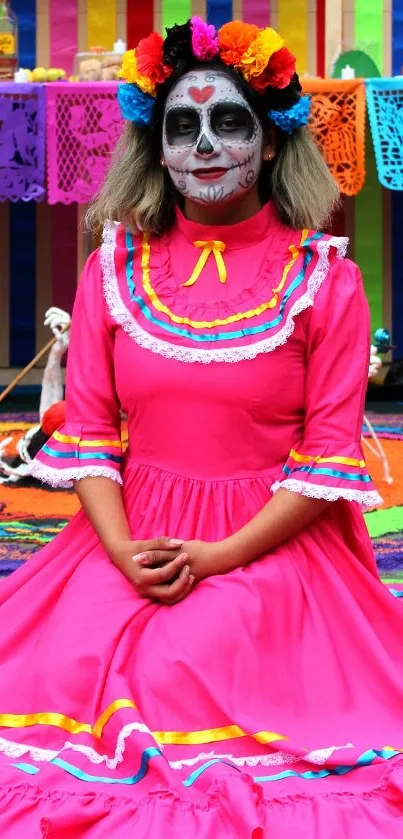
xmin=0 ymin=325 xmax=69 ymax=406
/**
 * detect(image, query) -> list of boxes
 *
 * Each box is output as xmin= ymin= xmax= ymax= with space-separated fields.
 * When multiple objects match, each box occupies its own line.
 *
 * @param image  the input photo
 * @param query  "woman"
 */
xmin=0 ymin=18 xmax=402 ymax=838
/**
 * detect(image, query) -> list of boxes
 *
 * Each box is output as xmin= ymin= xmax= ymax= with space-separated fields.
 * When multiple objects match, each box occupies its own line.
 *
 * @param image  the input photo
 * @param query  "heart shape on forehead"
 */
xmin=188 ymin=85 xmax=215 ymax=104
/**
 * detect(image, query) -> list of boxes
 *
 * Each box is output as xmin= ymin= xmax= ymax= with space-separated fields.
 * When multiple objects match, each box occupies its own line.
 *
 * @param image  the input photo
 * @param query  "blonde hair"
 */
xmin=86 ymin=122 xmax=339 ymax=235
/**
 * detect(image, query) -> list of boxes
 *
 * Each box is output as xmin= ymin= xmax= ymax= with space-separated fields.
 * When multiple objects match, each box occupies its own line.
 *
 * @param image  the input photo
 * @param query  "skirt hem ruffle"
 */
xmin=1 ymin=756 xmax=403 ymax=838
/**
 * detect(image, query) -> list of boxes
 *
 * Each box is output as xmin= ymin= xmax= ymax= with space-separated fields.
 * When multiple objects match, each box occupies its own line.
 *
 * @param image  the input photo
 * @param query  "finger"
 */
xmin=166 ymin=576 xmax=196 ymax=605
xmin=44 ymin=309 xmax=60 ymax=324
xmin=44 ymin=307 xmax=57 ymax=320
xmin=136 ymin=537 xmax=184 ymax=554
xmin=148 ymin=565 xmax=192 ymax=603
xmin=161 ymin=573 xmax=195 ymax=605
xmin=151 ymin=554 xmax=188 ymax=583
xmin=46 ymin=306 xmax=67 ymax=319
xmin=134 ymin=549 xmax=185 ymax=568
xmin=136 ymin=555 xmax=188 ymax=586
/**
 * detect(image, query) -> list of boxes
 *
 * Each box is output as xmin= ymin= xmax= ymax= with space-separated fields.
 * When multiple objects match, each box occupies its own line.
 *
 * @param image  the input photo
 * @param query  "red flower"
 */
xmin=136 ymin=32 xmax=171 ymax=85
xmin=250 ymin=46 xmax=296 ymax=92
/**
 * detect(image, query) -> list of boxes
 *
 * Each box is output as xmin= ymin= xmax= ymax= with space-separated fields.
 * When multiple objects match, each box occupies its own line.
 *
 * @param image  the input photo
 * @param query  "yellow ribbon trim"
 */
xmin=290 ymin=449 xmax=366 ymax=468
xmin=53 ymin=431 xmax=121 ymax=449
xmin=154 ymin=725 xmax=288 ymax=746
xmin=0 ymin=701 xmax=287 ymax=747
xmin=267 ymin=232 xmax=308 ymax=308
xmin=141 ymin=231 xmax=307 ymax=329
xmin=0 ymin=700 xmax=137 ymax=739
xmin=183 ymin=240 xmax=227 ymax=287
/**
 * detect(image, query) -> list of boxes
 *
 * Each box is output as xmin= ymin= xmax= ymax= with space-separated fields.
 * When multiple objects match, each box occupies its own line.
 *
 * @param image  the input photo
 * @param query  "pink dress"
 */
xmin=1 ymin=202 xmax=403 ymax=838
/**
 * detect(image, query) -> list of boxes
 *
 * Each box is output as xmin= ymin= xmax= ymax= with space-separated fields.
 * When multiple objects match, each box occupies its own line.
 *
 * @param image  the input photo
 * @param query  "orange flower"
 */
xmin=218 ymin=21 xmax=259 ymax=68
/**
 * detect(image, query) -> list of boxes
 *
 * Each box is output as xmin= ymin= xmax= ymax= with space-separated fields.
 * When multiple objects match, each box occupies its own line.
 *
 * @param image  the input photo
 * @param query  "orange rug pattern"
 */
xmin=0 ymin=413 xmax=402 ymax=579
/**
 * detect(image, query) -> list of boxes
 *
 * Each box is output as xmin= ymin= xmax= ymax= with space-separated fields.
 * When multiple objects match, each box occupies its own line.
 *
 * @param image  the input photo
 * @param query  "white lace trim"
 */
xmin=170 ymin=750 xmax=302 ymax=770
xmin=101 ymin=222 xmax=348 ymax=364
xmin=170 ymin=743 xmax=354 ymax=770
xmin=29 ymin=459 xmax=123 ymax=489
xmin=0 ymin=736 xmax=59 ymax=763
xmin=271 ymin=478 xmax=383 ymax=509
xmin=0 ymin=723 xmax=155 ymax=771
xmin=0 ymin=732 xmax=354 ymax=772
xmin=65 ymin=722 xmax=154 ymax=769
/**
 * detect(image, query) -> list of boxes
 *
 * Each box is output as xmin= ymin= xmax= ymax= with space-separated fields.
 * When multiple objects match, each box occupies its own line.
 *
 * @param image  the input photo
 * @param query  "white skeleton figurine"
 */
xmin=39 ymin=307 xmax=71 ymax=420
xmin=368 ymin=345 xmax=382 ymax=380
xmin=0 ymin=308 xmax=71 ymax=484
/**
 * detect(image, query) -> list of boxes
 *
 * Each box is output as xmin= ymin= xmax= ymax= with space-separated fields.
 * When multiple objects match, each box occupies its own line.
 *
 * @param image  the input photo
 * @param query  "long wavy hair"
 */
xmin=87 ymin=58 xmax=339 ymax=234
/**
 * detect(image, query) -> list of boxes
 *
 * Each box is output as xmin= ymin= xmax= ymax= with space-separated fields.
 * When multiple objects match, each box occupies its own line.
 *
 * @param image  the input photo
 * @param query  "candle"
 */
xmin=113 ymin=38 xmax=126 ymax=55
xmin=341 ymin=65 xmax=355 ymax=79
xmin=14 ymin=68 xmax=28 ymax=82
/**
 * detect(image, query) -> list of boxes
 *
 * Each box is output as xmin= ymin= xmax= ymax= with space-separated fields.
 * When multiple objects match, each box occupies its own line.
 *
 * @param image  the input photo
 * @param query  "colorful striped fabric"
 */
xmin=30 ymin=424 xmax=123 ymax=487
xmin=273 ymin=446 xmax=382 ymax=508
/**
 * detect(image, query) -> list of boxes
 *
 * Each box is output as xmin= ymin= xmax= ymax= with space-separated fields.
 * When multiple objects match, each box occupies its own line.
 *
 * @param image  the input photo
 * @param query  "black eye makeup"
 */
xmin=210 ymin=103 xmax=256 ymax=142
xmin=165 ymin=107 xmax=201 ymax=146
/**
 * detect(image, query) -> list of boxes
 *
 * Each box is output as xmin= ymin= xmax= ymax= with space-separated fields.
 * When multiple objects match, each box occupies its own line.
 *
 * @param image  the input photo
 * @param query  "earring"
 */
xmin=160 ymin=158 xmax=166 ymax=167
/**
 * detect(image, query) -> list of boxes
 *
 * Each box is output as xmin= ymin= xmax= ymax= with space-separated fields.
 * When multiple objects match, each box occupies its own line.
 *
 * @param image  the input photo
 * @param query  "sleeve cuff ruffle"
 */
xmin=29 ymin=423 xmax=123 ymax=488
xmin=271 ymin=442 xmax=383 ymax=509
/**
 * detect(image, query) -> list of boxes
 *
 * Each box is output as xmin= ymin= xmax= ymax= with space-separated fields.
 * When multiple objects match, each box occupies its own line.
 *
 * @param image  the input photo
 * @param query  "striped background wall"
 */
xmin=0 ymin=0 xmax=398 ymax=372
xmin=392 ymin=0 xmax=403 ymax=356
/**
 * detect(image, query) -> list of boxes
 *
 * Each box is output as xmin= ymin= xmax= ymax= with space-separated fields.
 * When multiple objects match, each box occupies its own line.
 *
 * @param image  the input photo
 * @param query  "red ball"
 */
xmin=41 ymin=401 xmax=66 ymax=437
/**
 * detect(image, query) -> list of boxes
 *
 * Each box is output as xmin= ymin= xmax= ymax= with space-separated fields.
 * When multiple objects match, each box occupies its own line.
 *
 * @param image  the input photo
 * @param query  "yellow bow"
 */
xmin=183 ymin=240 xmax=227 ymax=287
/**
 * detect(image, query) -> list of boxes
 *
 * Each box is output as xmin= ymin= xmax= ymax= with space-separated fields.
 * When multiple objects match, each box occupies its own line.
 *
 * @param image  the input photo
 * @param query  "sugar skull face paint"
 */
xmin=162 ymin=69 xmax=264 ymax=205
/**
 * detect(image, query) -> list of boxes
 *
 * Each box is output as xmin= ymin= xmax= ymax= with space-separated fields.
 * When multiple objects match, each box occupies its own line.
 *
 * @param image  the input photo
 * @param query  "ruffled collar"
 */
xmin=174 ymin=201 xmax=280 ymax=251
xmin=106 ymin=219 xmax=348 ymax=363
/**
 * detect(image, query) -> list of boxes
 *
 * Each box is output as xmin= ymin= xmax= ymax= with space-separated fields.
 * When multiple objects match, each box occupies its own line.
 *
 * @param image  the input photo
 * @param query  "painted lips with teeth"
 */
xmin=171 ymin=153 xmax=255 ymax=180
xmin=192 ymin=167 xmax=230 ymax=181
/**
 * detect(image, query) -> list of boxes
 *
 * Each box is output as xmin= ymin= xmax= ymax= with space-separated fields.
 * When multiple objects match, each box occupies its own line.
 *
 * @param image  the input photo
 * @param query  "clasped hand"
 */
xmin=112 ymin=537 xmax=232 ymax=606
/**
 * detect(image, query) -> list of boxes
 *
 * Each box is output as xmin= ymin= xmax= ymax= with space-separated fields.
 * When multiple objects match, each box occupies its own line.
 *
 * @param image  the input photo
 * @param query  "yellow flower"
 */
xmin=239 ymin=28 xmax=284 ymax=81
xmin=119 ymin=49 xmax=156 ymax=96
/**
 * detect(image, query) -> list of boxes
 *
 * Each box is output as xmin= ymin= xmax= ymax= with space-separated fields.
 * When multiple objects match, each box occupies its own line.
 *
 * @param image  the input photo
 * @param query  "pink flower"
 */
xmin=191 ymin=16 xmax=219 ymax=61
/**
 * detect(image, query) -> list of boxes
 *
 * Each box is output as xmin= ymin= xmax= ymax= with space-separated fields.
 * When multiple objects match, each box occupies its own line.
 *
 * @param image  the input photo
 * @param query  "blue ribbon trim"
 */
xmin=41 ymin=446 xmax=121 ymax=464
xmin=254 ymin=748 xmax=401 ymax=782
xmin=183 ymin=748 xmax=401 ymax=787
xmin=12 ymin=747 xmax=163 ymax=785
xmin=11 ymin=745 xmax=402 ymax=788
xmin=124 ymin=232 xmax=322 ymax=343
xmin=283 ymin=465 xmax=371 ymax=483
xmin=125 ymin=229 xmax=136 ymax=301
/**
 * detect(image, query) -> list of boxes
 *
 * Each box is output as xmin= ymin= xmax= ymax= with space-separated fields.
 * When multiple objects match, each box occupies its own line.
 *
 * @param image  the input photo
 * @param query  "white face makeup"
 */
xmin=162 ymin=69 xmax=264 ymax=205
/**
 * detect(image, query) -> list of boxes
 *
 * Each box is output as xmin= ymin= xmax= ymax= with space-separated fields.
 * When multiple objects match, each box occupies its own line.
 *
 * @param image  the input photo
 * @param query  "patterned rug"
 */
xmin=1 ymin=411 xmax=402 ymax=580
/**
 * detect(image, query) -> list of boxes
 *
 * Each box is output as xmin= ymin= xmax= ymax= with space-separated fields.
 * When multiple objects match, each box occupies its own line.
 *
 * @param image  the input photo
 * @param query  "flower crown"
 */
xmin=118 ymin=18 xmax=310 ymax=134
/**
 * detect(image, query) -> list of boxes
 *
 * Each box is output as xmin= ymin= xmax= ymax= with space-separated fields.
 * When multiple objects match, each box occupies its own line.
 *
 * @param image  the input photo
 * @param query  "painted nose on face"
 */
xmin=196 ymin=133 xmax=215 ymax=155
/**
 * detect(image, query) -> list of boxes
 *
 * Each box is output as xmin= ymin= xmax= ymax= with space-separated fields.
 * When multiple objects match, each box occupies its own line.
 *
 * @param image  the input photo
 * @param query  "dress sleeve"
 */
xmin=271 ymin=259 xmax=383 ymax=509
xmin=30 ymin=250 xmax=123 ymax=488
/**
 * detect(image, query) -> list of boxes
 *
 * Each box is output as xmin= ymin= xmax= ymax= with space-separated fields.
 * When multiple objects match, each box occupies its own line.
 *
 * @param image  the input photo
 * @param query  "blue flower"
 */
xmin=117 ymin=83 xmax=155 ymax=126
xmin=269 ymin=95 xmax=311 ymax=135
